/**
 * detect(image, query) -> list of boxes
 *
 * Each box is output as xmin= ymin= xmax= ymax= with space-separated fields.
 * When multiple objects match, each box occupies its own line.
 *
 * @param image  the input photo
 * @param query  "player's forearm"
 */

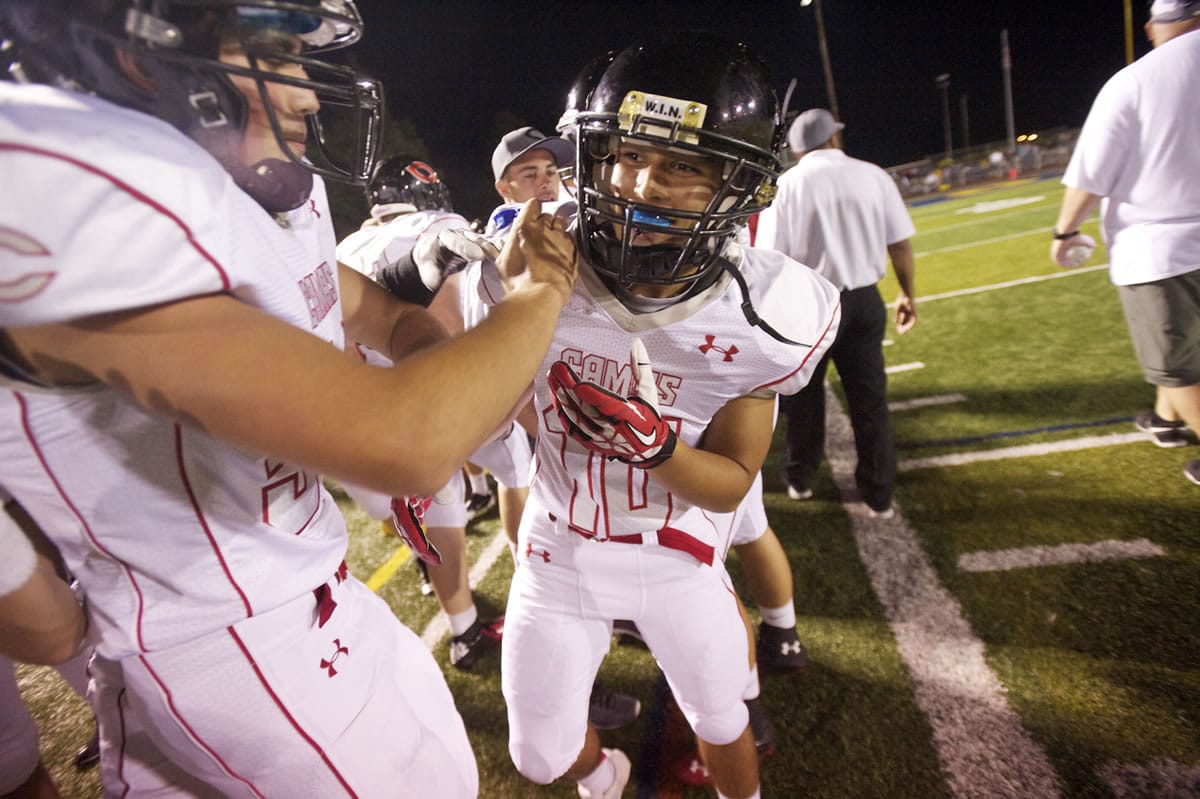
xmin=357 ymin=283 xmax=566 ymax=494
xmin=887 ymin=239 xmax=916 ymax=298
xmin=0 ymin=559 xmax=86 ymax=665
xmin=1054 ymin=186 xmax=1102 ymax=235
xmin=648 ymin=444 xmax=759 ymax=512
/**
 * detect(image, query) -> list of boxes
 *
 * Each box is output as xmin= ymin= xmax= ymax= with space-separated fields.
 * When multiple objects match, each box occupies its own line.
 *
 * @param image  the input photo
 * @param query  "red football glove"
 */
xmin=547 ymin=339 xmax=677 ymax=469
xmin=389 ymin=496 xmax=442 ymax=565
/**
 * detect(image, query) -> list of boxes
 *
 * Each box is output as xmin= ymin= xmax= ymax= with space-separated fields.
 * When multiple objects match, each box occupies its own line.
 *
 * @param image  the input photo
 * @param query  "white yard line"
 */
xmin=898 ymin=432 xmax=1145 ymax=473
xmin=1099 ymin=760 xmax=1200 ymax=798
xmin=914 ymin=225 xmax=1057 ymax=258
xmin=958 ymin=538 xmax=1165 ymax=573
xmin=885 ymin=361 xmax=925 ymax=375
xmin=890 ymin=264 xmax=1109 ymax=308
xmin=919 ymin=198 xmax=1056 ymax=235
xmin=889 ymin=393 xmax=968 ymax=413
xmin=420 ymin=530 xmax=511 ymax=650
xmin=825 ymin=384 xmax=1063 ymax=798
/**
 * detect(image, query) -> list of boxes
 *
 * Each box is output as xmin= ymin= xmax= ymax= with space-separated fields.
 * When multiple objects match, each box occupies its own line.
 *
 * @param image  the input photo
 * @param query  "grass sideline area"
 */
xmin=17 ymin=178 xmax=1199 ymax=797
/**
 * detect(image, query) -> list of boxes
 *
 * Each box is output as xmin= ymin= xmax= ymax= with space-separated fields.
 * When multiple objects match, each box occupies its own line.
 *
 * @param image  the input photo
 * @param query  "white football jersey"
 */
xmin=0 ymin=83 xmax=349 ymax=659
xmin=336 ymin=208 xmax=469 ymax=280
xmin=523 ymin=245 xmax=840 ymax=562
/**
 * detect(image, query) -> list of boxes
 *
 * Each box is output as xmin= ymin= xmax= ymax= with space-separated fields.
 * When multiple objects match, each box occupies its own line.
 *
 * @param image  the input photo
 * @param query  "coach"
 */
xmin=757 ymin=109 xmax=917 ymax=517
xmin=1051 ymin=0 xmax=1200 ymax=487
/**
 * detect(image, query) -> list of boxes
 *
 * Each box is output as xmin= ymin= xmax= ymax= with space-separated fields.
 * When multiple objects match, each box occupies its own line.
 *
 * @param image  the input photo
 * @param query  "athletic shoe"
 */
xmin=756 ymin=622 xmax=809 ymax=674
xmin=578 ymin=748 xmax=631 ymax=799
xmin=745 ymin=696 xmax=778 ymax=758
xmin=786 ymin=484 xmax=813 ymax=501
xmin=612 ymin=619 xmax=647 ymax=649
xmin=588 ymin=682 xmax=641 ymax=730
xmin=415 ymin=558 xmax=434 ymax=597
xmin=1134 ymin=411 xmax=1190 ymax=448
xmin=1186 ymin=460 xmax=1200 ymax=486
xmin=449 ymin=616 xmax=504 ymax=671
xmin=465 ymin=491 xmax=496 ymax=521
xmin=866 ymin=502 xmax=896 ymax=520
xmin=74 ymin=733 xmax=100 ymax=770
xmin=671 ymin=749 xmax=712 ymax=787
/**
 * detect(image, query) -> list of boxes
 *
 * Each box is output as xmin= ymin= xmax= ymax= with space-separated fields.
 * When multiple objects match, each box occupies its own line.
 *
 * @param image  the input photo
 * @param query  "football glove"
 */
xmin=376 ymin=227 xmax=502 ymax=307
xmin=389 ymin=496 xmax=442 ymax=565
xmin=547 ymin=338 xmax=677 ymax=469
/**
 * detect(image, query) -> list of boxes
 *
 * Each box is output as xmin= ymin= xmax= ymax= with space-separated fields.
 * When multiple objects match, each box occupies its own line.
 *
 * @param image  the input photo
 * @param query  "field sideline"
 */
xmin=17 ymin=177 xmax=1199 ymax=798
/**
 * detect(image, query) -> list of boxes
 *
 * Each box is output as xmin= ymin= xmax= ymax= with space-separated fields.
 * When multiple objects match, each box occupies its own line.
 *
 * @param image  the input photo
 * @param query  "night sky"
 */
xmin=349 ymin=1 xmax=1150 ymax=221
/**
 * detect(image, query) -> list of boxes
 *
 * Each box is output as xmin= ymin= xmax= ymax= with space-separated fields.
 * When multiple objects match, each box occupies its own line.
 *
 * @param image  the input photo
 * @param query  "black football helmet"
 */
xmin=572 ymin=30 xmax=784 ymax=291
xmin=0 ymin=0 xmax=383 ymax=212
xmin=368 ymin=155 xmax=454 ymax=212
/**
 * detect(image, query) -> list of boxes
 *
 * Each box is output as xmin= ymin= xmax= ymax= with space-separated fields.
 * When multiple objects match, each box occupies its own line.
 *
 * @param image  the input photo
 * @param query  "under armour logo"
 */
xmin=780 ymin=641 xmax=803 ymax=656
xmin=687 ymin=758 xmax=710 ymax=778
xmin=320 ymin=638 xmax=349 ymax=677
xmin=525 ymin=543 xmax=551 ymax=563
xmin=699 ymin=335 xmax=739 ymax=362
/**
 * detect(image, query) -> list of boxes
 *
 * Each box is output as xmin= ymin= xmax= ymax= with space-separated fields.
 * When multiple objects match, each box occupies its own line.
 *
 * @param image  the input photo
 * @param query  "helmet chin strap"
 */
xmin=716 ymin=260 xmax=815 ymax=348
xmin=232 ymin=158 xmax=314 ymax=214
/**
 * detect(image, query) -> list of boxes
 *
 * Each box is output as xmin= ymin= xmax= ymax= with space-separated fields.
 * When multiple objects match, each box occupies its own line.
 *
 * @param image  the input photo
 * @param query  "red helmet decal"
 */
xmin=404 ymin=160 xmax=438 ymax=183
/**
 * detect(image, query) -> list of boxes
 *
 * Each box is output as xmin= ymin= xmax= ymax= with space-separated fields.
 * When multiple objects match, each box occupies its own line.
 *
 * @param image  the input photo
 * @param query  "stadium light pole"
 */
xmin=1124 ymin=0 xmax=1134 ymax=64
xmin=801 ymin=0 xmax=841 ymax=121
xmin=1002 ymin=29 xmax=1016 ymax=157
xmin=935 ymin=73 xmax=952 ymax=162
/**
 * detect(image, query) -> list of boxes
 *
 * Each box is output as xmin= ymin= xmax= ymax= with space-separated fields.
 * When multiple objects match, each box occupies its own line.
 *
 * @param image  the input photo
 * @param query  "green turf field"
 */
xmin=18 ymin=177 xmax=1199 ymax=798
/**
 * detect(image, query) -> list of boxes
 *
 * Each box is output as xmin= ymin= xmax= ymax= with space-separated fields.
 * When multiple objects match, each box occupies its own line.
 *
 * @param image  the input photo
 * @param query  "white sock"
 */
xmin=577 ymin=750 xmax=616 ymax=796
xmin=743 ymin=665 xmax=760 ymax=701
xmin=469 ymin=471 xmax=489 ymax=494
xmin=448 ymin=605 xmax=478 ymax=637
xmin=758 ymin=601 xmax=796 ymax=630
xmin=718 ymin=789 xmax=761 ymax=799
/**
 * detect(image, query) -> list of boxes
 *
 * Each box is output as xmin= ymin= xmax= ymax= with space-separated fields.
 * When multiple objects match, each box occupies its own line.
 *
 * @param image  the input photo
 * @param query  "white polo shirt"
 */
xmin=757 ymin=148 xmax=915 ymax=291
xmin=1063 ymin=28 xmax=1200 ymax=286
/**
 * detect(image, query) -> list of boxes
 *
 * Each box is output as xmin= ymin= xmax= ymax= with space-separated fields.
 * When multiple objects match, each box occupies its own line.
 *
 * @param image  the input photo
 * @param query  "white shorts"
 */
xmin=470 ymin=426 xmax=533 ymax=489
xmin=340 ymin=471 xmax=467 ymax=529
xmin=729 ymin=472 xmax=767 ymax=547
xmin=424 ymin=469 xmax=467 ymax=529
xmin=502 ymin=527 xmax=750 ymax=783
xmin=92 ymin=575 xmax=478 ymax=798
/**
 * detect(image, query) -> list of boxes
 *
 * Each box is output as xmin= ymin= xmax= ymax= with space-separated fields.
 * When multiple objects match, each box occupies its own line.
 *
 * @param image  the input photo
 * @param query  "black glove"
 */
xmin=376 ymin=227 xmax=501 ymax=306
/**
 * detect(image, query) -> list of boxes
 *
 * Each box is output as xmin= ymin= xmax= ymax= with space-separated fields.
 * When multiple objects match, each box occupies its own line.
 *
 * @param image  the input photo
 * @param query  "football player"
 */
xmin=0 ymin=0 xmax=575 ymax=795
xmin=495 ymin=32 xmax=841 ymax=799
xmin=337 ymin=156 xmax=508 ymax=670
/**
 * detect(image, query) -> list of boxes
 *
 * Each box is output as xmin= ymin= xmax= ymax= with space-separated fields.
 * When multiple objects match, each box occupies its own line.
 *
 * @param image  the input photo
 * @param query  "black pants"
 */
xmin=779 ymin=284 xmax=895 ymax=511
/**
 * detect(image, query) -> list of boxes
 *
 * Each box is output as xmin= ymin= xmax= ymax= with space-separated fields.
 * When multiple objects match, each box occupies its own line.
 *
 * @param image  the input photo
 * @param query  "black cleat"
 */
xmin=414 ymin=558 xmax=434 ymax=596
xmin=465 ymin=491 xmax=496 ymax=521
xmin=449 ymin=616 xmax=504 ymax=671
xmin=745 ymin=696 xmax=777 ymax=758
xmin=588 ymin=681 xmax=641 ymax=730
xmin=74 ymin=733 xmax=100 ymax=770
xmin=757 ymin=622 xmax=809 ymax=674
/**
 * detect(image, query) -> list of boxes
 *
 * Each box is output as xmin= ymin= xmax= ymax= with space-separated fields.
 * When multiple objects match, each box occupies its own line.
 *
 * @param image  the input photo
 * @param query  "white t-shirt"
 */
xmin=756 ymin=149 xmax=916 ymax=291
xmin=1063 ymin=28 xmax=1200 ymax=286
xmin=0 ymin=83 xmax=348 ymax=659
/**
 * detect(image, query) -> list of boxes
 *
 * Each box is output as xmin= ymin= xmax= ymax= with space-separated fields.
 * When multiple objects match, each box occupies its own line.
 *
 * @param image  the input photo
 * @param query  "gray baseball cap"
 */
xmin=1149 ymin=0 xmax=1200 ymax=22
xmin=787 ymin=108 xmax=845 ymax=153
xmin=491 ymin=126 xmax=575 ymax=182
